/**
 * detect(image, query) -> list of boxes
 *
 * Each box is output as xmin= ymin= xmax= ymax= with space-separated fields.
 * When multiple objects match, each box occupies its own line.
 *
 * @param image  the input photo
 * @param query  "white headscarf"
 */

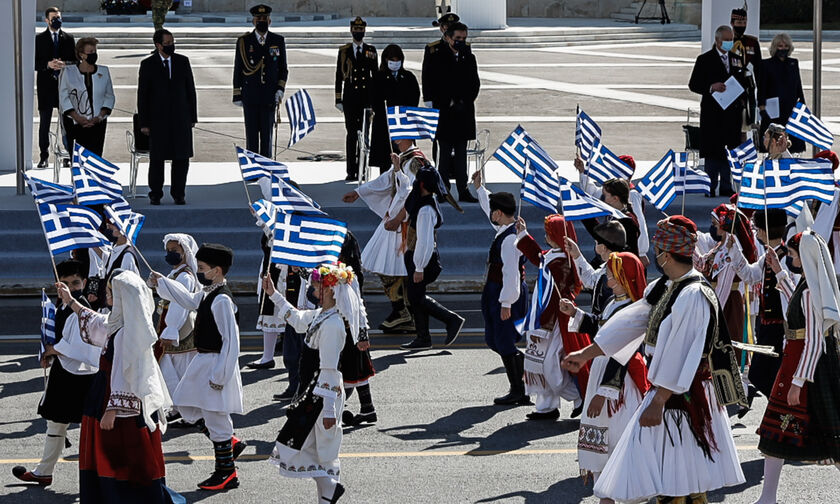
xmin=334 ymin=279 xmax=368 ymax=344
xmin=162 ymin=233 xmax=199 ymax=277
xmin=107 ymin=270 xmax=172 ymax=432
xmin=799 ymin=230 xmax=840 ymax=333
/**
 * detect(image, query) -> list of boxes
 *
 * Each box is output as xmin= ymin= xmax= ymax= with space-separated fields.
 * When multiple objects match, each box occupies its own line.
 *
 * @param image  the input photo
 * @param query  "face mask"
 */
xmin=654 ymin=252 xmax=667 ymax=276
xmin=709 ymin=223 xmax=722 ymax=242
xmin=197 ymin=271 xmax=214 ymax=286
xmin=387 ymin=60 xmax=402 ymax=72
xmin=70 ymin=289 xmax=84 ymax=300
xmin=452 ymin=39 xmax=467 ymax=51
xmin=732 ymin=25 xmax=746 ymax=38
xmin=721 ymin=40 xmax=734 ymax=52
xmin=352 ymin=31 xmax=365 ymax=42
xmin=51 ymin=17 xmax=62 ymax=30
xmin=256 ymin=21 xmax=268 ymax=33
xmin=785 ymin=256 xmax=802 ymax=275
xmin=165 ymin=251 xmax=182 ymax=266
xmin=306 ymin=285 xmax=319 ymax=306
xmin=162 ymin=44 xmax=175 ymax=56
xmin=85 ymin=52 xmax=98 ymax=65
xmin=775 ymin=49 xmax=789 ymax=60
xmin=102 ymin=227 xmax=118 ymax=244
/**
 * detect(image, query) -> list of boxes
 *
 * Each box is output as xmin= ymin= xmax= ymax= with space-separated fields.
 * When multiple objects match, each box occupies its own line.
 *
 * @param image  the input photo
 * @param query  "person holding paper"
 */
xmin=688 ymin=25 xmax=744 ymax=198
xmin=758 ymin=33 xmax=806 ymax=153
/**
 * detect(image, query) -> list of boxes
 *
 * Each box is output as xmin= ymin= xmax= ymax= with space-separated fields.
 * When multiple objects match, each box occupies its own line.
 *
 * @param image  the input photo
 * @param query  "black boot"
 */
xmin=401 ymin=302 xmax=432 ymax=350
xmin=198 ymin=439 xmax=239 ymax=491
xmin=379 ymin=299 xmax=413 ymax=331
xmin=494 ymin=352 xmax=531 ymax=406
xmin=323 ymin=482 xmax=346 ymax=503
xmin=423 ymin=295 xmax=465 ymax=346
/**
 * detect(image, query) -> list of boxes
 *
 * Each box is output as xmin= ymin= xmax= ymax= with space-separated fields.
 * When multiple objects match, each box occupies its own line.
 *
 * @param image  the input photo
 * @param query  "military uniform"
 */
xmin=335 ymin=19 xmax=378 ymax=179
xmin=233 ymin=5 xmax=288 ymax=158
xmin=151 ymin=0 xmax=172 ymax=31
xmin=731 ymin=33 xmax=762 ymax=128
xmin=422 ymin=12 xmax=459 ymax=163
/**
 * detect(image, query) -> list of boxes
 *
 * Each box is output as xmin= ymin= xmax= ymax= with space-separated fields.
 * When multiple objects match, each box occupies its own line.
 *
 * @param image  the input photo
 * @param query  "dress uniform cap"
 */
xmin=351 ymin=16 xmax=367 ymax=28
xmin=439 ymin=12 xmax=460 ymax=25
xmin=250 ymin=4 xmax=271 ymax=16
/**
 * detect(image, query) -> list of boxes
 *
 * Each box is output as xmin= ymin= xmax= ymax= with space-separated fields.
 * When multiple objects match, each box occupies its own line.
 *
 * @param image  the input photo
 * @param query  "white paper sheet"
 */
xmin=712 ymin=76 xmax=745 ymax=110
xmin=765 ymin=97 xmax=780 ymax=119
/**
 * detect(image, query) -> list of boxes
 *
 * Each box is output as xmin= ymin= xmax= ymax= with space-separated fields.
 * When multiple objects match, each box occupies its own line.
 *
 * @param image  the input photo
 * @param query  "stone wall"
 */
xmin=507 ymin=0 xmax=631 ymax=18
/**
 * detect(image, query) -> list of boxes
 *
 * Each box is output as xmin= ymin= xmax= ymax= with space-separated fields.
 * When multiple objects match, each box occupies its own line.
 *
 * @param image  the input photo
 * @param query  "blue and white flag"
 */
xmin=575 ymin=107 xmax=602 ymax=161
xmin=38 ymin=203 xmax=108 ymax=255
xmin=738 ymin=158 xmax=835 ymax=210
xmin=71 ymin=144 xmax=122 ymax=205
xmin=270 ymin=174 xmax=325 ymax=216
xmin=636 ymin=150 xmax=677 ymax=211
xmin=559 ymin=177 xmax=626 ymax=221
xmin=586 ymin=139 xmax=635 ymax=185
xmin=726 ymin=139 xmax=758 ymax=185
xmin=271 ymin=213 xmax=347 ymax=268
xmin=26 ymin=175 xmax=74 ymax=205
xmin=521 ymin=158 xmax=562 ymax=213
xmin=673 ymin=152 xmax=711 ymax=196
xmin=493 ymin=125 xmax=558 ymax=179
xmin=236 ymin=146 xmax=290 ymax=181
xmin=285 ymin=89 xmax=317 ymax=147
xmin=387 ymin=106 xmax=439 ymax=141
xmin=251 ymin=198 xmax=278 ymax=229
xmin=103 ymin=204 xmax=145 ymax=246
xmin=786 ymin=102 xmax=834 ymax=151
xmin=518 ymin=259 xmax=555 ymax=334
xmin=39 ymin=289 xmax=56 ymax=361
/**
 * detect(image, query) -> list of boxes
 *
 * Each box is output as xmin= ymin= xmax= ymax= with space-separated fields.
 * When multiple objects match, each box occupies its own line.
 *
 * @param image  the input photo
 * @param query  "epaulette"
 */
xmin=428 ymin=40 xmax=441 ymax=48
xmin=238 ymin=32 xmax=250 ymax=40
xmin=340 ymin=43 xmax=352 ymax=50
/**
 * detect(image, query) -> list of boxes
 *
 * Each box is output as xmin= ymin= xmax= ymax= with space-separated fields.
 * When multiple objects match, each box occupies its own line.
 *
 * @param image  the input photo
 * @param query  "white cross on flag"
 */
xmin=271 ymin=213 xmax=347 ymax=268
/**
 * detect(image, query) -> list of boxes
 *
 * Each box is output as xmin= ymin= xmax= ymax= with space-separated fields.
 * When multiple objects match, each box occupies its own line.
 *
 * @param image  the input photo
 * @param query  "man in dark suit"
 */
xmin=335 ymin=17 xmax=378 ymax=181
xmin=35 ymin=7 xmax=75 ymax=167
xmin=689 ymin=25 xmax=743 ymax=198
xmin=233 ymin=4 xmax=288 ymax=159
xmin=137 ymin=29 xmax=198 ymax=205
xmin=426 ymin=22 xmax=480 ymax=203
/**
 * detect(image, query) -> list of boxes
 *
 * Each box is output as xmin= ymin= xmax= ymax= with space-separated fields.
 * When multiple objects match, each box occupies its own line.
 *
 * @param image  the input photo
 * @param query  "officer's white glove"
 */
xmin=275 ymin=90 xmax=284 ymax=104
xmin=335 ymin=103 xmax=344 ymax=113
xmin=423 ymin=101 xmax=433 ymax=108
xmin=233 ymin=100 xmax=243 ymax=108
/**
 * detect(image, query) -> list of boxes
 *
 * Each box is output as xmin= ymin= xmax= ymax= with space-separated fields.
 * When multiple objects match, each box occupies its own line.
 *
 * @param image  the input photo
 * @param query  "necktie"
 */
xmin=356 ymin=46 xmax=361 ymax=60
xmin=53 ymin=33 xmax=59 ymax=54
xmin=163 ymin=58 xmax=170 ymax=79
xmin=721 ymin=53 xmax=729 ymax=72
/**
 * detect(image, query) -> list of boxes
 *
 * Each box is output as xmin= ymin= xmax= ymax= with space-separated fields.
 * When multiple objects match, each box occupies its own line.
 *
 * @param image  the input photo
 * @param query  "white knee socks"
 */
xmin=315 ymin=476 xmax=338 ymax=503
xmin=34 ymin=421 xmax=69 ymax=476
xmin=259 ymin=331 xmax=278 ymax=364
xmin=754 ymin=456 xmax=784 ymax=504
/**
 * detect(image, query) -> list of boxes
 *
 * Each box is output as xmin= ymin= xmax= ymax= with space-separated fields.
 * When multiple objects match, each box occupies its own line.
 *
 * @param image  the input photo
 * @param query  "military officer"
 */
xmin=233 ymin=4 xmax=289 ymax=158
xmin=422 ymin=12 xmax=459 ymax=167
xmin=730 ymin=7 xmax=762 ymax=132
xmin=335 ymin=17 xmax=378 ymax=181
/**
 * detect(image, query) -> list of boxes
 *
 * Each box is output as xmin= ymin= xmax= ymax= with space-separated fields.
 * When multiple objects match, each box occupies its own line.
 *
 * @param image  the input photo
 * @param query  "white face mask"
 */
xmin=387 ymin=60 xmax=402 ymax=72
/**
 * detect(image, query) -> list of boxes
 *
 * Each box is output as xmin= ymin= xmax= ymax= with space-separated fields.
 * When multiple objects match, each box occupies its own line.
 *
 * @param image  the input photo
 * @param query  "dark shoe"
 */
xmin=62 ymin=159 xmax=71 ymax=168
xmin=400 ymin=338 xmax=432 ymax=350
xmin=12 ymin=467 xmax=52 ymax=486
xmin=423 ymin=296 xmax=464 ymax=346
xmin=37 ymin=159 xmax=49 ymax=169
xmin=349 ymin=411 xmax=377 ymax=426
xmin=345 ymin=174 xmax=357 ymax=182
xmin=324 ymin=483 xmax=346 ymax=503
xmin=737 ymin=385 xmax=758 ymax=419
xmin=174 ymin=197 xmax=186 ymax=205
xmin=246 ymin=359 xmax=275 ymax=370
xmin=273 ymin=388 xmax=296 ymax=402
xmin=168 ymin=419 xmax=198 ymax=429
xmin=570 ymin=403 xmax=584 ymax=419
xmin=458 ymin=193 xmax=479 ymax=203
xmin=494 ymin=353 xmax=531 ymax=406
xmin=379 ymin=306 xmax=412 ymax=330
xmin=150 ymin=196 xmax=161 ymax=205
xmin=342 ymin=410 xmax=355 ymax=427
xmin=197 ymin=469 xmax=239 ymax=491
xmin=526 ymin=409 xmax=560 ymax=421
xmin=166 ymin=411 xmax=182 ymax=423
xmin=444 ymin=314 xmax=465 ymax=346
xmin=231 ymin=436 xmax=247 ymax=461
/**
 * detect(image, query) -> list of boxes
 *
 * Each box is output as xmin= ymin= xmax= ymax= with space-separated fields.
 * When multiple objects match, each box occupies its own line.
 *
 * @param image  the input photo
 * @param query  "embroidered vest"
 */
xmin=485 ymin=224 xmax=526 ymax=284
xmin=194 ymin=284 xmax=238 ymax=353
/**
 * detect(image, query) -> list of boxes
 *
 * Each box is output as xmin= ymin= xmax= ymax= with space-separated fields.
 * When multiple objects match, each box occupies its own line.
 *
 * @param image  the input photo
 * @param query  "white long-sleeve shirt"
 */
xmin=159 ymin=266 xmax=196 ymax=345
xmin=53 ymin=306 xmax=100 ymax=375
xmin=477 ymin=185 xmax=523 ymax=307
xmin=574 ymin=254 xmax=604 ymax=291
xmin=102 ymin=243 xmax=139 ymax=277
xmin=413 ymin=205 xmax=436 ymax=273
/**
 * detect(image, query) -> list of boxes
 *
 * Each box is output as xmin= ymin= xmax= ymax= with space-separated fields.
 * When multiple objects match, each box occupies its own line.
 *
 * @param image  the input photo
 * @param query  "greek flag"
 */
xmin=286 ymin=89 xmax=317 ymax=147
xmin=586 ymin=139 xmax=635 ymax=185
xmin=636 ymin=150 xmax=677 ymax=211
xmin=493 ymin=125 xmax=558 ymax=180
xmin=387 ymin=106 xmax=439 ymax=141
xmin=71 ymin=144 xmax=122 ymax=205
xmin=103 ymin=204 xmax=145 ymax=246
xmin=559 ymin=176 xmax=626 ymax=221
xmin=738 ymin=158 xmax=835 ymax=210
xmin=786 ymin=102 xmax=834 ymax=151
xmin=726 ymin=139 xmax=758 ymax=185
xmin=38 ymin=203 xmax=108 ymax=255
xmin=518 ymin=259 xmax=555 ymax=334
xmin=521 ymin=158 xmax=562 ymax=213
xmin=236 ymin=146 xmax=290 ymax=181
xmin=251 ymin=198 xmax=278 ymax=229
xmin=271 ymin=173 xmax=325 ymax=216
xmin=575 ymin=107 xmax=602 ymax=161
xmin=39 ymin=290 xmax=56 ymax=361
xmin=271 ymin=213 xmax=347 ymax=268
xmin=673 ymin=152 xmax=711 ymax=196
xmin=25 ymin=175 xmax=74 ymax=205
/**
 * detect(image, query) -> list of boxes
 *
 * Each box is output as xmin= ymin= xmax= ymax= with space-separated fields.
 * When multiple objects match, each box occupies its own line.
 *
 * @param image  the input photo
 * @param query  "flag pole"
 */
xmin=234 ymin=143 xmax=253 ymax=206
xmin=557 ymin=183 xmax=572 ymax=269
xmin=30 ymin=195 xmax=60 ymax=282
xmin=517 ymin=159 xmax=528 ymax=221
xmin=132 ymin=243 xmax=155 ymax=273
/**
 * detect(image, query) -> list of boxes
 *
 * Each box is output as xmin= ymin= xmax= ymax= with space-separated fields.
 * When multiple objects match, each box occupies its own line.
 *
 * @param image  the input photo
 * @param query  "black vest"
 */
xmin=107 ymin=247 xmax=136 ymax=279
xmin=486 ymin=224 xmax=525 ymax=284
xmin=760 ymin=247 xmax=787 ymax=324
xmin=195 ymin=284 xmax=238 ymax=353
xmin=785 ymin=278 xmax=808 ymax=333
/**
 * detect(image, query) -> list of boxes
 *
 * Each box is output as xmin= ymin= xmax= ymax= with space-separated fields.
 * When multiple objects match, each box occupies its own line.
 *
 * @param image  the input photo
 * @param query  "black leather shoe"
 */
xmin=12 ymin=466 xmax=52 ymax=486
xmin=342 ymin=410 xmax=355 ymax=427
xmin=349 ymin=411 xmax=377 ymax=426
xmin=273 ymin=388 xmax=296 ymax=402
xmin=345 ymin=174 xmax=357 ymax=182
xmin=150 ymin=197 xmax=161 ymax=206
xmin=570 ymin=403 xmax=584 ymax=419
xmin=444 ymin=314 xmax=465 ymax=347
xmin=324 ymin=483 xmax=345 ymax=503
xmin=400 ymin=338 xmax=432 ymax=350
xmin=458 ymin=193 xmax=479 ymax=203
xmin=37 ymin=159 xmax=49 ymax=168
xmin=173 ymin=197 xmax=186 ymax=205
xmin=526 ymin=409 xmax=560 ymax=421
xmin=245 ymin=359 xmax=275 ymax=370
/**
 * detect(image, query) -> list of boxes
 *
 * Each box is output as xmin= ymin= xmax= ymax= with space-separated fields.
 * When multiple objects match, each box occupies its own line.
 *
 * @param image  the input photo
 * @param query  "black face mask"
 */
xmin=102 ymin=227 xmax=118 ymax=244
xmin=197 ymin=272 xmax=213 ymax=286
xmin=51 ymin=17 xmax=62 ymax=30
xmin=70 ymin=289 xmax=84 ymax=300
xmin=162 ymin=44 xmax=175 ymax=56
xmin=709 ymin=223 xmax=723 ymax=242
xmin=775 ymin=49 xmax=789 ymax=60
xmin=452 ymin=39 xmax=467 ymax=52
xmin=306 ymin=285 xmax=319 ymax=306
xmin=85 ymin=52 xmax=98 ymax=65
xmin=165 ymin=251 xmax=182 ymax=266
xmin=785 ymin=256 xmax=802 ymax=275
xmin=732 ymin=25 xmax=746 ymax=38
xmin=352 ymin=31 xmax=365 ymax=42
xmin=256 ymin=21 xmax=269 ymax=33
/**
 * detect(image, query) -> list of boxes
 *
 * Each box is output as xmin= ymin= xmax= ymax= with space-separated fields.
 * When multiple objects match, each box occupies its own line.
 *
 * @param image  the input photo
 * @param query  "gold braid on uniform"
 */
xmin=238 ymin=35 xmax=264 ymax=77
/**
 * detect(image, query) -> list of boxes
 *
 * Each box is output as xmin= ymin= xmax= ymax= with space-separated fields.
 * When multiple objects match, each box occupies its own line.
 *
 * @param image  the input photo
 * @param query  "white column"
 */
xmin=701 ymin=0 xmax=760 ymax=51
xmin=0 ymin=0 xmax=35 ymax=174
xmin=451 ymin=0 xmax=507 ymax=30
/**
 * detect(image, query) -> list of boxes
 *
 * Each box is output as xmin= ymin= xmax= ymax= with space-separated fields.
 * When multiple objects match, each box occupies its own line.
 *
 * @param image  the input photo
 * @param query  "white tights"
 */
xmin=314 ymin=476 xmax=338 ymax=503
xmin=755 ymin=456 xmax=840 ymax=504
xmin=258 ymin=331 xmax=279 ymax=364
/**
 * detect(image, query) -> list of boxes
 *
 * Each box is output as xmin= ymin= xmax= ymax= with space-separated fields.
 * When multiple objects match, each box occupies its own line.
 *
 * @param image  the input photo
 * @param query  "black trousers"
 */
xmin=38 ymin=107 xmax=56 ymax=159
xmin=704 ymin=156 xmax=732 ymax=194
xmin=148 ymin=157 xmax=189 ymax=200
xmin=66 ymin=120 xmax=107 ymax=157
xmin=343 ymin=101 xmax=365 ymax=178
xmin=437 ymin=139 xmax=468 ymax=197
xmin=244 ymin=103 xmax=276 ymax=158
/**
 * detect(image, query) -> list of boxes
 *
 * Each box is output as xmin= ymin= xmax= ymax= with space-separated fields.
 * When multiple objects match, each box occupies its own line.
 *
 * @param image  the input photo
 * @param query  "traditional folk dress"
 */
xmin=517 ymin=215 xmax=591 ymax=414
xmin=77 ymin=271 xmax=171 ymax=503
